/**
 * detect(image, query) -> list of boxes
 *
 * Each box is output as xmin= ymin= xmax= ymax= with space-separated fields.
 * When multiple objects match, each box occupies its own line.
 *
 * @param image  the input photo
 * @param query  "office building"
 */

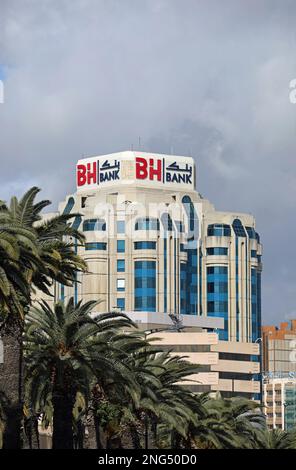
xmin=51 ymin=150 xmax=262 ymax=344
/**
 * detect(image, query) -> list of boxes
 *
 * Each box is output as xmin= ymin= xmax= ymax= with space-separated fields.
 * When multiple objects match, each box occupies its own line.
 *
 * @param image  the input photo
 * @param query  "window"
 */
xmin=135 ymin=218 xmax=159 ymax=231
xmin=117 ymin=240 xmax=125 ymax=253
xmin=117 ymin=259 xmax=125 ymax=272
xmin=83 ymin=219 xmax=106 ymax=231
xmin=207 ymin=247 xmax=228 ymax=256
xmin=134 ymin=241 xmax=156 ymax=250
xmin=251 ymin=250 xmax=257 ymax=258
xmin=232 ymin=219 xmax=246 ymax=237
xmin=85 ymin=242 xmax=107 ymax=251
xmin=207 ymin=224 xmax=231 ymax=237
xmin=246 ymin=226 xmax=256 ymax=239
xmin=207 ymin=282 xmax=228 ymax=293
xmin=134 ymin=260 xmax=156 ymax=312
xmin=117 ymin=298 xmax=125 ymax=310
xmin=207 ymin=301 xmax=228 ymax=313
xmin=117 ymin=279 xmax=125 ymax=291
xmin=117 ymin=220 xmax=125 ymax=233
xmin=207 ymin=266 xmax=228 ymax=275
xmin=63 ymin=197 xmax=75 ymax=214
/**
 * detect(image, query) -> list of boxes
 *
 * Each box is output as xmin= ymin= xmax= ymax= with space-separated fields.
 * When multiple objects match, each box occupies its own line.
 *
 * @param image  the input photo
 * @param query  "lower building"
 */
xmin=263 ymin=377 xmax=296 ymax=430
xmin=127 ymin=311 xmax=261 ymax=400
xmin=262 ymin=321 xmax=296 ymax=375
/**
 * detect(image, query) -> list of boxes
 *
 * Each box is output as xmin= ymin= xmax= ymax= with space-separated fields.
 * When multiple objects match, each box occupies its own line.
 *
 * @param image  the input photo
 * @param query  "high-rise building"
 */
xmin=53 ymin=151 xmax=262 ymax=344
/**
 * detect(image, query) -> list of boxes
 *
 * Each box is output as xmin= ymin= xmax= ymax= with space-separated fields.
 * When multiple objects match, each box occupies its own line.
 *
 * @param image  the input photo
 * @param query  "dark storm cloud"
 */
xmin=0 ymin=0 xmax=296 ymax=323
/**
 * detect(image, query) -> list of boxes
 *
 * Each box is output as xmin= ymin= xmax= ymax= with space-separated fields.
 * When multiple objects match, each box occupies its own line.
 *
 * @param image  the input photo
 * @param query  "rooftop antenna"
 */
xmin=138 ymin=136 xmax=141 ymax=150
xmin=131 ymin=143 xmax=134 ymax=151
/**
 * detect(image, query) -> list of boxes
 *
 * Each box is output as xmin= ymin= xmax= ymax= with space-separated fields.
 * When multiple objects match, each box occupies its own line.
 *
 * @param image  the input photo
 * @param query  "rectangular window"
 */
xmin=207 ymin=266 xmax=228 ymax=274
xmin=134 ymin=241 xmax=156 ymax=250
xmin=117 ymin=298 xmax=125 ymax=310
xmin=117 ymin=220 xmax=125 ymax=234
xmin=117 ymin=240 xmax=125 ymax=253
xmin=134 ymin=260 xmax=156 ymax=312
xmin=85 ymin=242 xmax=107 ymax=251
xmin=117 ymin=259 xmax=125 ymax=272
xmin=117 ymin=279 xmax=125 ymax=291
xmin=207 ymin=247 xmax=228 ymax=256
xmin=251 ymin=250 xmax=257 ymax=258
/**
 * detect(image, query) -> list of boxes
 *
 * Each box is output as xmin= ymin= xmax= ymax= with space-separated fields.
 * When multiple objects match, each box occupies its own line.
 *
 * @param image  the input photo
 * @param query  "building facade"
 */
xmin=53 ymin=151 xmax=262 ymax=344
xmin=150 ymin=329 xmax=261 ymax=400
xmin=263 ymin=378 xmax=296 ymax=430
xmin=262 ymin=321 xmax=296 ymax=427
xmin=262 ymin=321 xmax=296 ymax=374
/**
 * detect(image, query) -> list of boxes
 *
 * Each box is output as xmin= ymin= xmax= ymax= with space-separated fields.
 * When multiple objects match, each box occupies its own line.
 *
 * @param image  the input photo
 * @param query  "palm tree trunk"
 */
xmin=129 ymin=423 xmax=142 ymax=449
xmin=24 ymin=416 xmax=40 ymax=449
xmin=52 ymin=392 xmax=74 ymax=449
xmin=0 ymin=323 xmax=23 ymax=449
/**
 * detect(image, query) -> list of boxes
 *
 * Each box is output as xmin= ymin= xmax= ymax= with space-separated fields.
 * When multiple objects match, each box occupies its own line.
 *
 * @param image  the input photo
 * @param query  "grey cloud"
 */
xmin=0 ymin=0 xmax=296 ymax=323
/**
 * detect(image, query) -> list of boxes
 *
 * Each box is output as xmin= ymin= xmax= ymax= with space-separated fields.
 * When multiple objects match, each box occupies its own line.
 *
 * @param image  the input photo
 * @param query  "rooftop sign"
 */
xmin=76 ymin=151 xmax=195 ymax=192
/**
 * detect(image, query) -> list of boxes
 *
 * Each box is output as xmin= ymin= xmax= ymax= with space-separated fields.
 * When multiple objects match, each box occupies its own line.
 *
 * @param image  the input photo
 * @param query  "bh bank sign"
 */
xmin=76 ymin=151 xmax=195 ymax=192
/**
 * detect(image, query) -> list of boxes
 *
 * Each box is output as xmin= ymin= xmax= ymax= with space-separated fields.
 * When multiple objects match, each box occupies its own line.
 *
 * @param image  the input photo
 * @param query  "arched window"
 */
xmin=182 ymin=195 xmax=198 ymax=240
xmin=232 ymin=219 xmax=246 ymax=237
xmin=63 ymin=197 xmax=75 ymax=214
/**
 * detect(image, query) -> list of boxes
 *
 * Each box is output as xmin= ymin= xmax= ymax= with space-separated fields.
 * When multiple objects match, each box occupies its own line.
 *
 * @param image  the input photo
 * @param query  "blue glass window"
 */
xmin=232 ymin=219 xmax=246 ymax=237
xmin=251 ymin=250 xmax=257 ymax=258
xmin=207 ymin=282 xmax=228 ymax=293
xmin=161 ymin=213 xmax=173 ymax=231
xmin=135 ymin=218 xmax=159 ymax=231
xmin=207 ymin=266 xmax=228 ymax=274
xmin=207 ymin=266 xmax=228 ymax=340
xmin=83 ymin=219 xmax=106 ymax=231
xmin=72 ymin=215 xmax=82 ymax=230
xmin=246 ymin=226 xmax=256 ymax=239
xmin=63 ymin=197 xmax=75 ymax=214
xmin=207 ymin=224 xmax=231 ymax=237
xmin=117 ymin=220 xmax=125 ymax=233
xmin=117 ymin=259 xmax=125 ymax=272
xmin=85 ymin=242 xmax=107 ymax=250
xmin=134 ymin=241 xmax=156 ymax=250
xmin=117 ymin=298 xmax=125 ymax=310
xmin=117 ymin=240 xmax=125 ymax=253
xmin=134 ymin=260 xmax=156 ymax=312
xmin=207 ymin=247 xmax=228 ymax=256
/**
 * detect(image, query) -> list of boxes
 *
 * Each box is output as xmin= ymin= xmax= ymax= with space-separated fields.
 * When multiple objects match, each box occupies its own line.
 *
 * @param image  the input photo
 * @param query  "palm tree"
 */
xmin=256 ymin=427 xmax=296 ymax=449
xmin=24 ymin=297 xmax=139 ymax=449
xmin=190 ymin=395 xmax=266 ymax=449
xmin=0 ymin=187 xmax=87 ymax=448
xmin=93 ymin=343 xmax=202 ymax=449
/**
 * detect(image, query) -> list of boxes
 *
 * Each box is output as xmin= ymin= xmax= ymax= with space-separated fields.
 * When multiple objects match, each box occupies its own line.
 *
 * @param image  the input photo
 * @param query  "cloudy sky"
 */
xmin=0 ymin=0 xmax=296 ymax=324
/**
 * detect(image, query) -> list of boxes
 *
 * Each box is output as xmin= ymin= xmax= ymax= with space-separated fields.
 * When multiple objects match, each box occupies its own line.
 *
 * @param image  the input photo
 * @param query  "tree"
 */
xmin=0 ymin=187 xmax=87 ymax=448
xmin=24 ymin=298 xmax=139 ymax=449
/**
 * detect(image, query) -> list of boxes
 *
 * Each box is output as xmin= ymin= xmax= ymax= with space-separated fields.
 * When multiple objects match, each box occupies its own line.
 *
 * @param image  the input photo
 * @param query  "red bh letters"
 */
xmin=77 ymin=162 xmax=97 ymax=186
xmin=136 ymin=157 xmax=162 ymax=181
